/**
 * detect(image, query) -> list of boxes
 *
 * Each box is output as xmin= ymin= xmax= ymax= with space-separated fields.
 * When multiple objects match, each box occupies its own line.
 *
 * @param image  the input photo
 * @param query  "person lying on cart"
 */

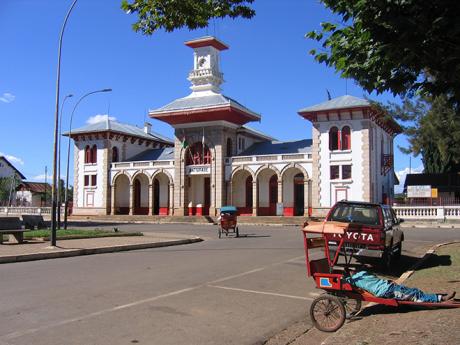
xmin=345 ymin=270 xmax=456 ymax=303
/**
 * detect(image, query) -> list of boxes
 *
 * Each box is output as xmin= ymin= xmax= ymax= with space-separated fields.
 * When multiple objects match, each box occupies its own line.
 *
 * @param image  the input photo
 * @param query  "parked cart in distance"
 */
xmin=217 ymin=206 xmax=239 ymax=238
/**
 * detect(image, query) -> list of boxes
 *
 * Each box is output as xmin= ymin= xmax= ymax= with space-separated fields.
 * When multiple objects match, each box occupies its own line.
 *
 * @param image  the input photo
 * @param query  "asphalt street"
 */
xmin=1 ymin=224 xmax=459 ymax=345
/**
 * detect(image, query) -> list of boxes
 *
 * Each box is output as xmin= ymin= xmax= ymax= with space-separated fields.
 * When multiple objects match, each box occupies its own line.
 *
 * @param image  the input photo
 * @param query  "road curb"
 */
xmin=0 ymin=237 xmax=203 ymax=264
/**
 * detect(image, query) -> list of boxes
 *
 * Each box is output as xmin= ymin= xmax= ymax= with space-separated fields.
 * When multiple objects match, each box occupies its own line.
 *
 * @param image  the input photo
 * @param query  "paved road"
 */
xmin=1 ymin=224 xmax=459 ymax=345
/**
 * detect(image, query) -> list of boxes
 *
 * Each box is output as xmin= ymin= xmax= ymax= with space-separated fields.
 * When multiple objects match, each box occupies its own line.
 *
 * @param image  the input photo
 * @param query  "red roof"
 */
xmin=184 ymin=36 xmax=229 ymax=51
xmin=298 ymin=105 xmax=402 ymax=136
xmin=150 ymin=105 xmax=260 ymax=126
xmin=16 ymin=182 xmax=50 ymax=194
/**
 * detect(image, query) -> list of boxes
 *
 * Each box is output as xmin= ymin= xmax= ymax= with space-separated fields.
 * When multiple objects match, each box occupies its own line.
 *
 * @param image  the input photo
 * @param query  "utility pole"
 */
xmin=45 ymin=166 xmax=48 ymax=206
xmin=50 ymin=0 xmax=78 ymax=247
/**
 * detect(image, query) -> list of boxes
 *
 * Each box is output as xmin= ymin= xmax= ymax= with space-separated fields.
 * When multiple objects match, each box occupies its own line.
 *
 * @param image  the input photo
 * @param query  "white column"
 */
xmin=169 ymin=183 xmax=174 ymax=215
xmin=252 ymin=180 xmax=258 ymax=216
xmin=277 ymin=180 xmax=283 ymax=204
xmin=111 ymin=184 xmax=116 ymax=215
xmin=229 ymin=181 xmax=233 ymax=205
xmin=129 ymin=183 xmax=134 ymax=215
xmin=148 ymin=183 xmax=153 ymax=216
xmin=304 ymin=179 xmax=309 ymax=217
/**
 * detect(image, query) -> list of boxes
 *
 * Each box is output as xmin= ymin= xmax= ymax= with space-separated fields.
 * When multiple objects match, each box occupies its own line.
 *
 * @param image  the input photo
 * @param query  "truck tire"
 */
xmin=394 ymin=242 xmax=402 ymax=260
xmin=382 ymin=245 xmax=393 ymax=271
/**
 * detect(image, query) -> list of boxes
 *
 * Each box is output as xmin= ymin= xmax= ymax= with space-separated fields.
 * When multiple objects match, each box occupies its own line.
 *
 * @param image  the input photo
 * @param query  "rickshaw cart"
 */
xmin=218 ymin=206 xmax=239 ymax=238
xmin=302 ymin=221 xmax=460 ymax=332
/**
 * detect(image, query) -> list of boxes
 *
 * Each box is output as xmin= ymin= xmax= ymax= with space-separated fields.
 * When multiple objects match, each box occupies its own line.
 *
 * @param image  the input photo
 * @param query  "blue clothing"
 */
xmin=345 ymin=271 xmax=439 ymax=303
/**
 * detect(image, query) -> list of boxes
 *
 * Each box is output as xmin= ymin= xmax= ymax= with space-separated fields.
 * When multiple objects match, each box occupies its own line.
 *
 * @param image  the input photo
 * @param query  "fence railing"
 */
xmin=393 ymin=206 xmax=460 ymax=220
xmin=0 ymin=207 xmax=60 ymax=215
xmin=230 ymin=153 xmax=312 ymax=165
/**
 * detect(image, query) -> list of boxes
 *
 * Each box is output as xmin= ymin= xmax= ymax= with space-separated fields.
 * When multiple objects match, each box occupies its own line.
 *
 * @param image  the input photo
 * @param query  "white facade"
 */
xmin=69 ymin=37 xmax=400 ymax=218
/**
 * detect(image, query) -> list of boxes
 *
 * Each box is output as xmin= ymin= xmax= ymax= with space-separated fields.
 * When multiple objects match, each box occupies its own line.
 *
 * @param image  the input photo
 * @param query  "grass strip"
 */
xmin=3 ymin=229 xmax=143 ymax=241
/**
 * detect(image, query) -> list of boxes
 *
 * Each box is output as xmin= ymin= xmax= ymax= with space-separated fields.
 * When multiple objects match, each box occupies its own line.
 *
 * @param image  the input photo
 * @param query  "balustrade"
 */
xmin=393 ymin=206 xmax=460 ymax=220
xmin=0 ymin=207 xmax=59 ymax=215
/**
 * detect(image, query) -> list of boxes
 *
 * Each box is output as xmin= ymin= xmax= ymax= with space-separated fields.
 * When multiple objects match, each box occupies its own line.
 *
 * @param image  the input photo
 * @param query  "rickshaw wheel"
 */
xmin=341 ymin=298 xmax=362 ymax=318
xmin=218 ymin=227 xmax=222 ymax=239
xmin=310 ymin=295 xmax=346 ymax=332
xmin=235 ymin=226 xmax=239 ymax=238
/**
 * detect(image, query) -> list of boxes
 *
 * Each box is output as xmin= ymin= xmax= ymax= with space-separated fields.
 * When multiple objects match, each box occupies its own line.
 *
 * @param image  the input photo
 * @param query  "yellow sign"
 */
xmin=431 ymin=188 xmax=438 ymax=198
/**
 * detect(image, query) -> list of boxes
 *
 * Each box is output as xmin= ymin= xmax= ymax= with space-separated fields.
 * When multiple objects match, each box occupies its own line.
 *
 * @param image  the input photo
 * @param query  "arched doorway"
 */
xmin=257 ymin=168 xmax=278 ymax=216
xmin=231 ymin=169 xmax=253 ymax=215
xmin=185 ymin=142 xmax=212 ymax=216
xmin=152 ymin=172 xmax=171 ymax=215
xmin=282 ymin=167 xmax=307 ymax=217
xmin=114 ymin=174 xmax=130 ymax=215
xmin=133 ymin=173 xmax=149 ymax=215
xmin=293 ymin=173 xmax=304 ymax=216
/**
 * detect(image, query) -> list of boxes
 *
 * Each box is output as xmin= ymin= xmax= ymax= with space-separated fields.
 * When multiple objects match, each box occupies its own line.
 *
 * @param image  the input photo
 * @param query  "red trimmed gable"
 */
xmin=150 ymin=105 xmax=259 ymax=126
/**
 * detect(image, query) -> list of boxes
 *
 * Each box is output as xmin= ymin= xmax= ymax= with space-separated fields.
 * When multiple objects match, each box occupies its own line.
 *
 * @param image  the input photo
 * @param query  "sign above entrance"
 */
xmin=186 ymin=165 xmax=211 ymax=175
xmin=407 ymin=185 xmax=431 ymax=198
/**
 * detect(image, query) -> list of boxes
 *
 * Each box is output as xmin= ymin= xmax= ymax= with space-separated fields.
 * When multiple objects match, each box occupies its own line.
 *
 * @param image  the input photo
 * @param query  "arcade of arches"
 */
xmin=112 ymin=172 xmax=171 ymax=215
xmin=110 ymin=149 xmax=311 ymax=217
xmin=231 ymin=167 xmax=311 ymax=216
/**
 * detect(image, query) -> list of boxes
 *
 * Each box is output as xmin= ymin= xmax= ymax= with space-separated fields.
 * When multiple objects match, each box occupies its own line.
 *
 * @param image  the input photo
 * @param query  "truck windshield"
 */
xmin=328 ymin=204 xmax=380 ymax=226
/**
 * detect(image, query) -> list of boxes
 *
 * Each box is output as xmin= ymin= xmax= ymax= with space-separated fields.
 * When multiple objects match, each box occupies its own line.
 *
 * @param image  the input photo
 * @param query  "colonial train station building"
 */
xmin=66 ymin=36 xmax=401 ymax=218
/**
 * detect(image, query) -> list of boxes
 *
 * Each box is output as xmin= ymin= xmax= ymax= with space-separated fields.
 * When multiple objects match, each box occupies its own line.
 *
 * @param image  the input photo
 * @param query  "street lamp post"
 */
xmin=63 ymin=88 xmax=112 ymax=230
xmin=58 ymin=94 xmax=73 ymax=229
xmin=51 ymin=0 xmax=78 ymax=247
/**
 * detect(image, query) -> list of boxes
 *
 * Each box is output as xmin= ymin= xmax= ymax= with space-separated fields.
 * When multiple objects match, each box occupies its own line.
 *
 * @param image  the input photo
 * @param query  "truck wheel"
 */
xmin=382 ymin=247 xmax=393 ymax=271
xmin=310 ymin=295 xmax=346 ymax=332
xmin=394 ymin=242 xmax=402 ymax=260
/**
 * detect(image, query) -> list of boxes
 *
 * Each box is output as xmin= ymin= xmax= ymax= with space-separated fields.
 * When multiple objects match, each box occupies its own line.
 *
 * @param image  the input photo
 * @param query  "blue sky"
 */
xmin=0 ymin=0 xmax=421 ymax=191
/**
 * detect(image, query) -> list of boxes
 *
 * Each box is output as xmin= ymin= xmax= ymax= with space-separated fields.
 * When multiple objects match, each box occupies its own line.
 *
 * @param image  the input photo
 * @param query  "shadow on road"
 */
xmin=237 ymin=233 xmax=271 ymax=238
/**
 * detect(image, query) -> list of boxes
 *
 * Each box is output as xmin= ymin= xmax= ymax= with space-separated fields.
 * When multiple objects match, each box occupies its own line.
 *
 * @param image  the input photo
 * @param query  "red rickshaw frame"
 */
xmin=302 ymin=221 xmax=460 ymax=332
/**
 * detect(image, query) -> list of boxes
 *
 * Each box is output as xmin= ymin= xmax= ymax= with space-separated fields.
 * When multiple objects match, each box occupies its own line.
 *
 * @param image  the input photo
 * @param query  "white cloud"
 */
xmin=86 ymin=114 xmax=116 ymax=125
xmin=394 ymin=165 xmax=424 ymax=194
xmin=0 ymin=92 xmax=15 ymax=103
xmin=0 ymin=152 xmax=24 ymax=165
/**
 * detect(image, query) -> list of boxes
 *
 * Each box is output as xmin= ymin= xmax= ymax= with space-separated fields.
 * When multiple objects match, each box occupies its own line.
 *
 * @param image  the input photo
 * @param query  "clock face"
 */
xmin=198 ymin=57 xmax=206 ymax=68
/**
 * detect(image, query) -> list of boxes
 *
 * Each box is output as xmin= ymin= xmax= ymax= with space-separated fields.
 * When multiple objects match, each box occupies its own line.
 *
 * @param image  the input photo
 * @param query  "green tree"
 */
xmin=384 ymin=95 xmax=460 ymax=173
xmin=307 ymin=1 xmax=460 ymax=108
xmin=121 ymin=0 xmax=255 ymax=35
xmin=0 ymin=176 xmax=20 ymax=206
xmin=121 ymin=1 xmax=460 ymax=110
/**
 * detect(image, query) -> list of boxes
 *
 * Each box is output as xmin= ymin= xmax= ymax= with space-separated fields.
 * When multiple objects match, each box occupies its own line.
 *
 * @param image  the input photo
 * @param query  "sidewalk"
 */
xmin=291 ymin=242 xmax=460 ymax=345
xmin=0 ymin=232 xmax=202 ymax=264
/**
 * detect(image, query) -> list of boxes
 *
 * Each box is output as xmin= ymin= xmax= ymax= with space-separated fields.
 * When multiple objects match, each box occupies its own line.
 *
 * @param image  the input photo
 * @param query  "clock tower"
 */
xmin=149 ymin=36 xmax=261 ymax=216
xmin=186 ymin=36 xmax=226 ymax=94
